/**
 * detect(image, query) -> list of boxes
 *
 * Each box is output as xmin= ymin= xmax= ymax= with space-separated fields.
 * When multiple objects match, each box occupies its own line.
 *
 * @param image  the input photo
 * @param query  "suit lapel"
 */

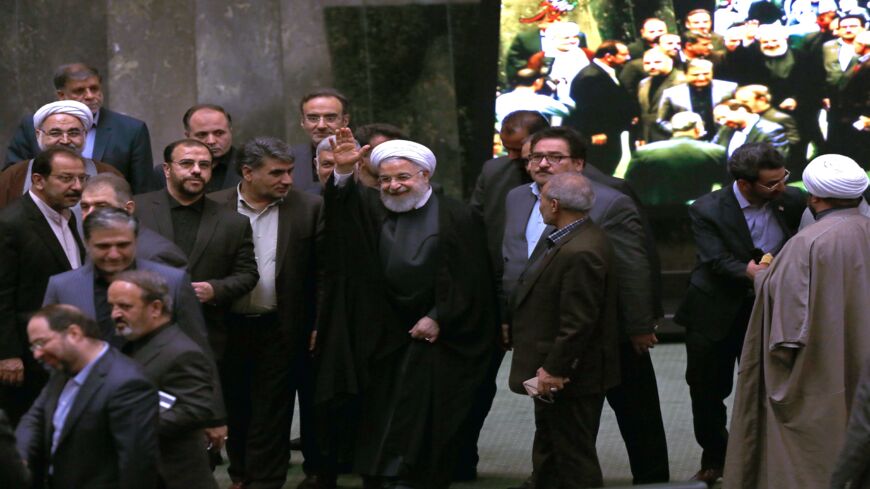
xmin=187 ymin=199 xmax=220 ymax=267
xmin=514 ymin=223 xmax=586 ymax=306
xmin=638 ymin=80 xmax=651 ymax=112
xmin=129 ymin=326 xmax=172 ymax=367
xmin=276 ymin=196 xmax=295 ymax=272
xmin=91 ymin=110 xmax=111 ymax=162
xmin=150 ymin=191 xmax=176 ymax=241
xmin=723 ymin=186 xmax=755 ymax=249
xmin=54 ymin=349 xmax=110 ymax=452
xmin=78 ymin=263 xmax=98 ymax=318
xmin=23 ymin=194 xmax=74 ymax=270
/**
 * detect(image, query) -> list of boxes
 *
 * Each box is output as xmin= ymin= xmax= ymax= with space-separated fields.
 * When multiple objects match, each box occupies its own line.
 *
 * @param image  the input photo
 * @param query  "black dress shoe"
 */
xmin=297 ymin=474 xmax=338 ymax=489
xmin=690 ymin=467 xmax=723 ymax=487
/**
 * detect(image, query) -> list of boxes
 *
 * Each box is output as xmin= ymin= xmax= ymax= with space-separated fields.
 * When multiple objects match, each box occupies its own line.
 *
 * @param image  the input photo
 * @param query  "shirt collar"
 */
xmin=237 ymin=183 xmax=283 ymax=214
xmin=413 ymin=186 xmax=434 ymax=210
xmin=740 ymin=114 xmax=761 ymax=133
xmin=29 ymin=190 xmax=71 ymax=223
xmin=732 ymin=180 xmax=770 ymax=210
xmin=530 ymin=182 xmax=541 ymax=198
xmin=593 ymin=59 xmax=618 ymax=82
xmin=72 ymin=342 xmax=108 ymax=385
xmin=547 ymin=217 xmax=587 ymax=247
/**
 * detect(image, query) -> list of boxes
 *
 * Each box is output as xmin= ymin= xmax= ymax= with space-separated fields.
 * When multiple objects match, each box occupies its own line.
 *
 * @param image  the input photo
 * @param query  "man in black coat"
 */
xmin=565 ymin=41 xmax=638 ymax=175
xmin=16 ymin=304 xmax=158 ymax=489
xmin=111 ymin=270 xmax=219 ymax=489
xmin=828 ymin=31 xmax=870 ymax=168
xmin=147 ymin=104 xmax=242 ymax=193
xmin=674 ymin=143 xmax=805 ymax=485
xmin=5 ymin=63 xmax=153 ymax=193
xmin=315 ymin=130 xmax=496 ymax=489
xmin=0 ymin=147 xmax=87 ymax=424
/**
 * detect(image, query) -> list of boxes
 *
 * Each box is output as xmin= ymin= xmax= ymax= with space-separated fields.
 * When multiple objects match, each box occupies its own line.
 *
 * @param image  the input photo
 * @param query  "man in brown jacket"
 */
xmin=508 ymin=172 xmax=619 ymax=489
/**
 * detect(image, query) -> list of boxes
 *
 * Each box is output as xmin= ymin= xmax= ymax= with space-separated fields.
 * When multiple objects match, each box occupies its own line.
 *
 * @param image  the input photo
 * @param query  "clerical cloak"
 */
xmin=314 ymin=177 xmax=497 ymax=488
xmin=723 ymin=208 xmax=870 ymax=489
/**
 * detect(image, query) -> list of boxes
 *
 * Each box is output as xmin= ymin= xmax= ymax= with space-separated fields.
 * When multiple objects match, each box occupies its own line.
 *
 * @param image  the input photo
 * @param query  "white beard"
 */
xmin=380 ymin=185 xmax=428 ymax=213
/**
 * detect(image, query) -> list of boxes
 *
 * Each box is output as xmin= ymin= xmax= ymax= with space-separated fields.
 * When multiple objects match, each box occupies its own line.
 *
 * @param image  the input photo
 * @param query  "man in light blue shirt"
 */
xmin=15 ymin=304 xmax=158 ymax=489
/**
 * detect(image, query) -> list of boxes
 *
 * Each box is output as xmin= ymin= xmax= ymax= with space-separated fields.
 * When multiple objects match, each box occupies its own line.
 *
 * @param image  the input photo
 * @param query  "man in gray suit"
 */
xmin=657 ymin=58 xmax=737 ymax=139
xmin=292 ymin=89 xmax=351 ymax=195
xmin=503 ymin=127 xmax=669 ymax=484
xmin=42 ymin=208 xmax=207 ymax=350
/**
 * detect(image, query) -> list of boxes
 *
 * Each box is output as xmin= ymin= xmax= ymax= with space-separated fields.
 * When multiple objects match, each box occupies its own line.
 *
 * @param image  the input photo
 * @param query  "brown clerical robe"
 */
xmin=723 ymin=207 xmax=870 ymax=489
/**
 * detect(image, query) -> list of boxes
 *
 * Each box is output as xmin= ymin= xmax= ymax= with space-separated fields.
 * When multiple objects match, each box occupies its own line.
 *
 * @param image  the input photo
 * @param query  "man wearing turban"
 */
xmin=0 ymin=100 xmax=122 ymax=208
xmin=724 ymin=154 xmax=870 ymax=488
xmin=313 ymin=129 xmax=496 ymax=489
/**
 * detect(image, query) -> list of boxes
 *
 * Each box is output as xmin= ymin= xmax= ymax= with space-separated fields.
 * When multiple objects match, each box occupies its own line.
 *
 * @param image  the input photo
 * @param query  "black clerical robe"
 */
xmin=315 ymin=178 xmax=497 ymax=488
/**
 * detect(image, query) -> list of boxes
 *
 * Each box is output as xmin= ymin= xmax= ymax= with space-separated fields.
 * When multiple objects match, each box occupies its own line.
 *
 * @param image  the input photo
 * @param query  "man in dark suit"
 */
xmin=15 ymin=304 xmax=158 ymax=489
xmin=292 ymin=89 xmax=352 ymax=195
xmin=636 ymin=48 xmax=686 ymax=144
xmin=81 ymin=173 xmax=187 ymax=268
xmin=674 ymin=143 xmax=805 ymax=485
xmin=42 ymin=208 xmax=207 ymax=349
xmin=625 ymin=111 xmax=727 ymax=207
xmin=110 ymin=270 xmax=219 ymax=489
xmin=508 ymin=172 xmax=619 ymax=489
xmin=503 ymin=127 xmax=669 ymax=484
xmin=0 ymin=147 xmax=87 ymax=424
xmin=134 ymin=138 xmax=257 ymax=458
xmin=0 ymin=409 xmax=28 ymax=488
xmin=148 ymin=104 xmax=242 ymax=193
xmin=626 ymin=17 xmax=669 ymax=59
xmin=565 ymin=41 xmax=637 ymax=176
xmin=5 ymin=63 xmax=153 ymax=193
xmin=828 ymin=31 xmax=870 ymax=167
xmin=211 ymin=137 xmax=325 ymax=489
xmin=134 ymin=139 xmax=258 ymax=357
xmin=713 ymin=100 xmax=790 ymax=158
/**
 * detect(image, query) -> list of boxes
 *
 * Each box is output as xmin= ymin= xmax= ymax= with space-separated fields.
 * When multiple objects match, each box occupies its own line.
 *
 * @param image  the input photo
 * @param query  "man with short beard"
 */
xmin=0 ymin=100 xmax=122 ymax=208
xmin=111 ymin=270 xmax=219 ymax=489
xmin=0 ymin=147 xmax=88 ymax=423
xmin=657 ymin=58 xmax=737 ymax=140
xmin=314 ymin=129 xmax=496 ymax=489
xmin=637 ymin=48 xmax=686 ymax=143
xmin=713 ymin=100 xmax=789 ymax=157
xmin=627 ymin=18 xmax=669 ymax=59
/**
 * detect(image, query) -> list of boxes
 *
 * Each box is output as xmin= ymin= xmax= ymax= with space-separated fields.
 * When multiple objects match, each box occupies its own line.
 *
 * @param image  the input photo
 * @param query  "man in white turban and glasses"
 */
xmin=0 ymin=100 xmax=122 ymax=208
xmin=312 ymin=128 xmax=496 ymax=489
xmin=724 ymin=154 xmax=870 ymax=489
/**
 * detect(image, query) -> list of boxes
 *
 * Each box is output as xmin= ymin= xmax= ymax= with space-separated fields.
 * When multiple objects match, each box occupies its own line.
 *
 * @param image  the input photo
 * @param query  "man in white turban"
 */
xmin=0 ymin=100 xmax=121 ymax=208
xmin=724 ymin=154 xmax=870 ymax=489
xmin=312 ymin=128 xmax=496 ymax=489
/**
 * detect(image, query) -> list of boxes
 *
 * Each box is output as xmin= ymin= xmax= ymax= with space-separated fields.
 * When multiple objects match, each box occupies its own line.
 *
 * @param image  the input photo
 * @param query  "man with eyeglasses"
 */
xmin=0 ymin=100 xmax=122 ymax=208
xmin=502 ymin=126 xmax=669 ymax=486
xmin=0 ymin=146 xmax=89 ymax=424
xmin=5 ymin=63 xmax=153 ymax=194
xmin=674 ymin=143 xmax=804 ymax=486
xmin=15 ymin=304 xmax=158 ymax=489
xmin=292 ymin=89 xmax=352 ymax=195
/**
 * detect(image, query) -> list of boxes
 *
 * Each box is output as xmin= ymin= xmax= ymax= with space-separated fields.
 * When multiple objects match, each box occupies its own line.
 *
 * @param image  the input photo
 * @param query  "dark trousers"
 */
xmin=685 ymin=299 xmax=753 ymax=470
xmin=222 ymin=313 xmax=321 ymax=489
xmin=453 ymin=346 xmax=505 ymax=474
xmin=533 ymin=392 xmax=606 ymax=489
xmin=605 ymin=341 xmax=670 ymax=484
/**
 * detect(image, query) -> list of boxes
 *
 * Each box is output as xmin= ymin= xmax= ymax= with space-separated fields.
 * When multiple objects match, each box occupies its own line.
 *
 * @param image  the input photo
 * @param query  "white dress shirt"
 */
xmin=29 ymin=191 xmax=82 ymax=269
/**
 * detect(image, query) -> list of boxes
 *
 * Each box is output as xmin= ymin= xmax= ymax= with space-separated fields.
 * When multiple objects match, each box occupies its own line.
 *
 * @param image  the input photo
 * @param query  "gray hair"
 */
xmin=238 ymin=137 xmax=295 ymax=176
xmin=83 ymin=207 xmax=139 ymax=241
xmin=112 ymin=270 xmax=173 ymax=317
xmin=543 ymin=172 xmax=595 ymax=213
xmin=84 ymin=173 xmax=133 ymax=204
xmin=315 ymin=135 xmax=360 ymax=164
